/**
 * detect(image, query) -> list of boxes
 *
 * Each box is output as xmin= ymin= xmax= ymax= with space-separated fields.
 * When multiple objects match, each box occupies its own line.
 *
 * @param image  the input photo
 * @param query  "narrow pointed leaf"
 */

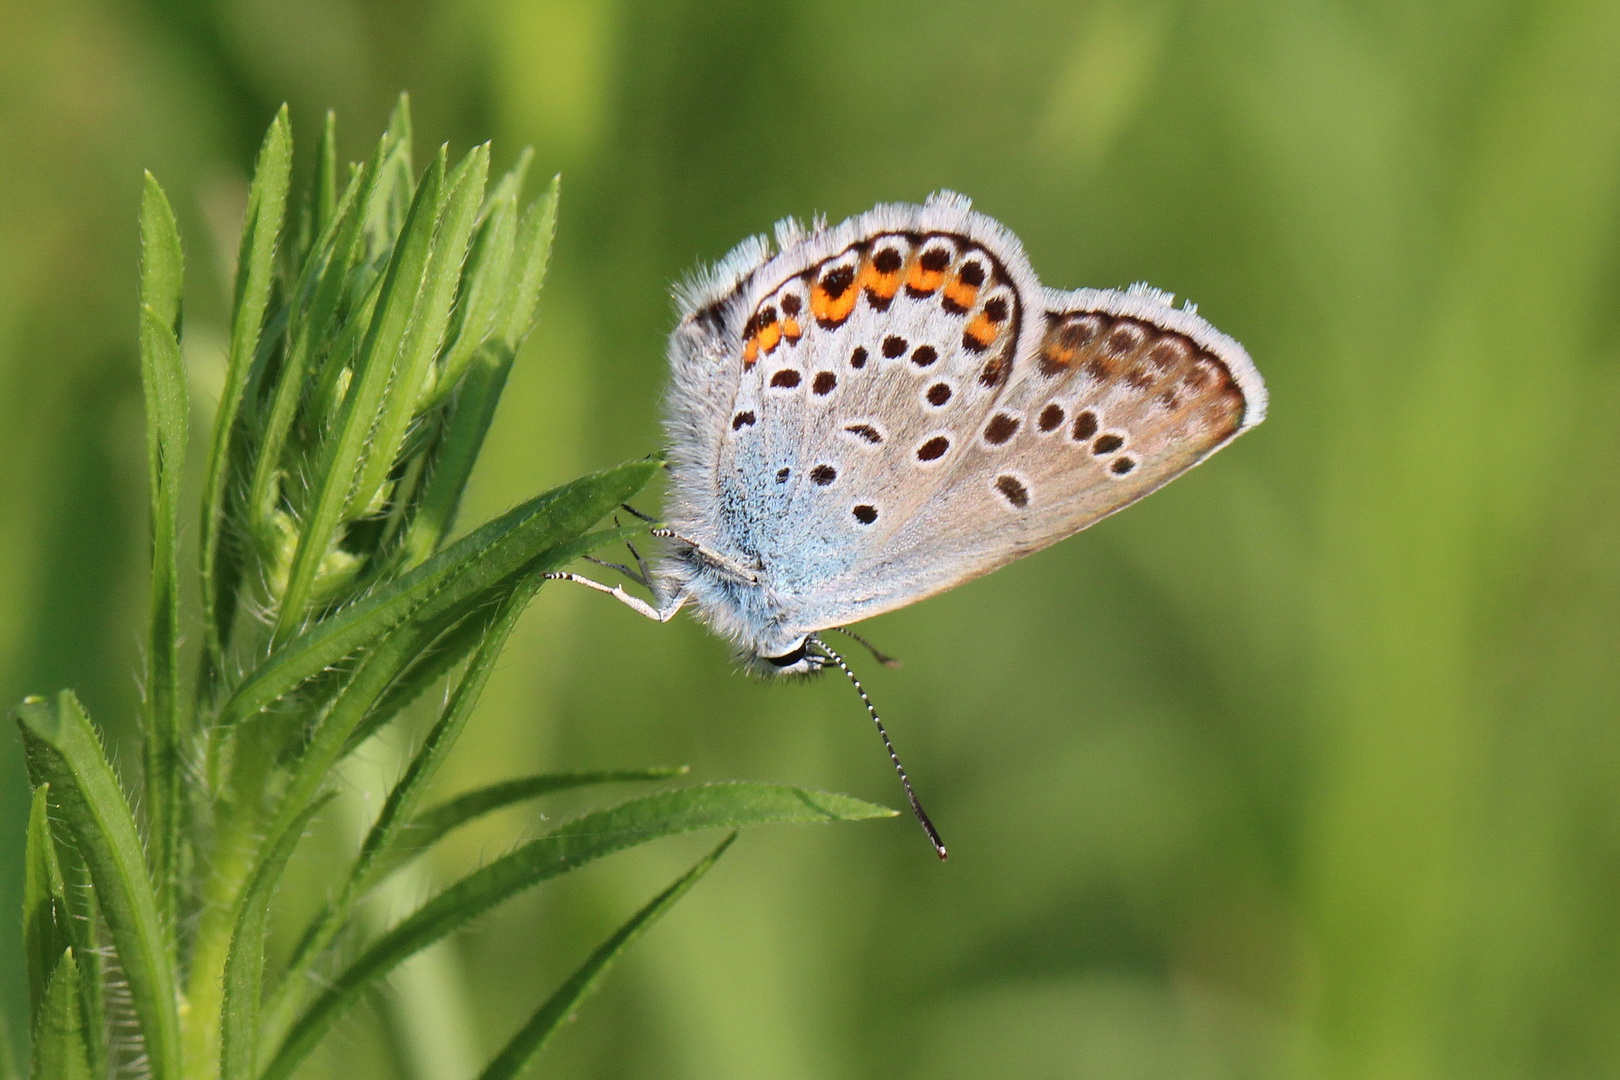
xmin=402 ymin=340 xmax=512 ymax=564
xmin=30 ymin=951 xmax=93 ymax=1080
xmin=246 ymin=157 xmax=368 ymax=536
xmin=478 ymin=834 xmax=735 ymax=1080
xmin=349 ymin=143 xmax=490 ymax=516
xmin=275 ymin=148 xmax=447 ymax=635
xmin=138 ymin=174 xmax=191 ymax=925
xmin=220 ymin=459 xmax=657 ymax=729
xmin=263 ymin=784 xmax=894 ymax=1080
xmin=404 ymin=768 xmax=692 ymax=865
xmin=23 ymin=786 xmax=70 ymax=1022
xmin=202 ymin=106 xmax=293 ymax=668
xmin=497 ymin=175 xmax=560 ymax=349
xmin=313 ymin=110 xmax=339 ymax=241
xmin=15 ymin=693 xmax=180 ymax=1080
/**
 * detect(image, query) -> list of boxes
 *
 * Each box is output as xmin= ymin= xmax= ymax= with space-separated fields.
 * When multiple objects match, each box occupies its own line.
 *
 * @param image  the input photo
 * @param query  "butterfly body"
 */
xmin=655 ymin=192 xmax=1265 ymax=674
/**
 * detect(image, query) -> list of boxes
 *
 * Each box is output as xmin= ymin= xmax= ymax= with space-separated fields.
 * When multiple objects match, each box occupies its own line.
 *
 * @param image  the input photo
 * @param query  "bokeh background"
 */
xmin=5 ymin=0 xmax=1620 ymax=1077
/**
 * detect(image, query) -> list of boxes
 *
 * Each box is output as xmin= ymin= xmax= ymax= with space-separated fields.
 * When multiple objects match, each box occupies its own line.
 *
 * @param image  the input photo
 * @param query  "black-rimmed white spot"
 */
xmin=916 ymin=435 xmax=951 ymax=462
xmin=926 ymin=382 xmax=953 ymax=407
xmin=811 ymin=464 xmax=838 ymax=485
xmin=911 ymin=345 xmax=939 ymax=368
xmin=1093 ymin=433 xmax=1124 ymax=455
xmin=1038 ymin=403 xmax=1065 ymax=432
xmin=776 ymin=467 xmax=790 ymax=483
xmin=882 ymin=335 xmax=908 ymax=359
xmin=732 ymin=411 xmax=756 ymax=431
xmin=770 ymin=369 xmax=801 ymax=389
xmin=853 ymin=504 xmax=879 ymax=525
xmin=812 ymin=371 xmax=837 ymax=395
xmin=844 ymin=423 xmax=884 ymax=445
xmin=850 ymin=346 xmax=868 ymax=369
xmin=1111 ymin=457 xmax=1137 ymax=476
xmin=1072 ymin=410 xmax=1098 ymax=441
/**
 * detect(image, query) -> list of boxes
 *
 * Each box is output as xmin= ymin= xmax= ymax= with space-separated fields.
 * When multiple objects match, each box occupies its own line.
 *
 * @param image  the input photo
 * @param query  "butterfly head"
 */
xmin=755 ymin=636 xmax=823 ymax=677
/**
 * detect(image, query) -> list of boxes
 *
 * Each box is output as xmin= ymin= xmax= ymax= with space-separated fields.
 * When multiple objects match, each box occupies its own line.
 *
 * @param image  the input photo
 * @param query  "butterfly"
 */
xmin=551 ymin=192 xmax=1266 ymax=855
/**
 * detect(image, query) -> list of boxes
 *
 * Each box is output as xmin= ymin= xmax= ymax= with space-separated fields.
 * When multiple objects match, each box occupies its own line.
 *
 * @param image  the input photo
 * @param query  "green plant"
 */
xmin=11 ymin=99 xmax=893 ymax=1080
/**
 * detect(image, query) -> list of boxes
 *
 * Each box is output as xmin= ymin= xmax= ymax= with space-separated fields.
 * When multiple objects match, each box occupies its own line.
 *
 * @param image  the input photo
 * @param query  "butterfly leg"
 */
xmin=584 ymin=516 xmax=654 ymax=588
xmin=620 ymin=503 xmax=759 ymax=582
xmin=543 ymin=571 xmax=689 ymax=622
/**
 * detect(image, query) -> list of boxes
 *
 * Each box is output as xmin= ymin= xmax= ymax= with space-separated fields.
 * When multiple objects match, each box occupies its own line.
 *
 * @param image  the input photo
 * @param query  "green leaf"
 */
xmin=274 ymin=146 xmax=448 ymax=635
xmin=29 ymin=951 xmax=93 ymax=1080
xmin=478 ymin=834 xmax=735 ymax=1080
xmin=403 ymin=768 xmax=692 ymax=865
xmin=23 ymin=786 xmax=70 ymax=1023
xmin=219 ymin=459 xmax=658 ymax=730
xmin=138 ymin=172 xmax=190 ymax=927
xmin=245 ymin=152 xmax=369 ymax=536
xmin=219 ymin=793 xmax=333 ymax=1080
xmin=15 ymin=693 xmax=181 ymax=1080
xmin=430 ymin=152 xmax=526 ymax=400
xmin=400 ymin=343 xmax=517 ymax=566
xmin=201 ymin=106 xmax=293 ymax=671
xmin=37 ymin=808 xmax=104 ymax=1080
xmin=348 ymin=142 xmax=491 ymax=519
xmin=312 ymin=110 xmax=339 ymax=243
xmin=497 ymin=174 xmax=560 ymax=350
xmin=262 ymin=783 xmax=894 ymax=1080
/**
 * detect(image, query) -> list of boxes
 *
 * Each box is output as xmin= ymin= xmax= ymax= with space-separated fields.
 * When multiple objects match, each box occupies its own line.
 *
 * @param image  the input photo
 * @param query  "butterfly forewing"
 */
xmin=713 ymin=218 xmax=1029 ymax=594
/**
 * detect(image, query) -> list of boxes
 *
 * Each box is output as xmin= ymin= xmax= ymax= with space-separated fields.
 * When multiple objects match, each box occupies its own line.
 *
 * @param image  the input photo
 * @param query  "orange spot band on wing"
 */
xmin=905 ymin=262 xmax=944 ymax=295
xmin=964 ymin=312 xmax=999 ymax=349
xmin=859 ymin=259 xmax=901 ymax=302
xmin=811 ymin=279 xmax=858 ymax=326
xmin=758 ymin=322 xmax=783 ymax=354
xmin=743 ymin=337 xmax=759 ymax=368
xmin=782 ymin=316 xmax=802 ymax=342
xmin=943 ymin=278 xmax=980 ymax=313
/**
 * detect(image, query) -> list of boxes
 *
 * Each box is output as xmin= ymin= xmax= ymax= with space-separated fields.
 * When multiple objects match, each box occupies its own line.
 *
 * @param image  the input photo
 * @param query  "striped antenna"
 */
xmin=812 ymin=639 xmax=947 ymax=860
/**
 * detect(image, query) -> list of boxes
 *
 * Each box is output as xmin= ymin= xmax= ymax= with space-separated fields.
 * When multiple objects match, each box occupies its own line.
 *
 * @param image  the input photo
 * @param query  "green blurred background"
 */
xmin=5 ymin=0 xmax=1620 ymax=1076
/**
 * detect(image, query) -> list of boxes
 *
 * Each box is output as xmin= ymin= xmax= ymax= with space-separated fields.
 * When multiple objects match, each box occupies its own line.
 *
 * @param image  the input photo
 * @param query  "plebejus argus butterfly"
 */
xmin=551 ymin=192 xmax=1266 ymax=856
